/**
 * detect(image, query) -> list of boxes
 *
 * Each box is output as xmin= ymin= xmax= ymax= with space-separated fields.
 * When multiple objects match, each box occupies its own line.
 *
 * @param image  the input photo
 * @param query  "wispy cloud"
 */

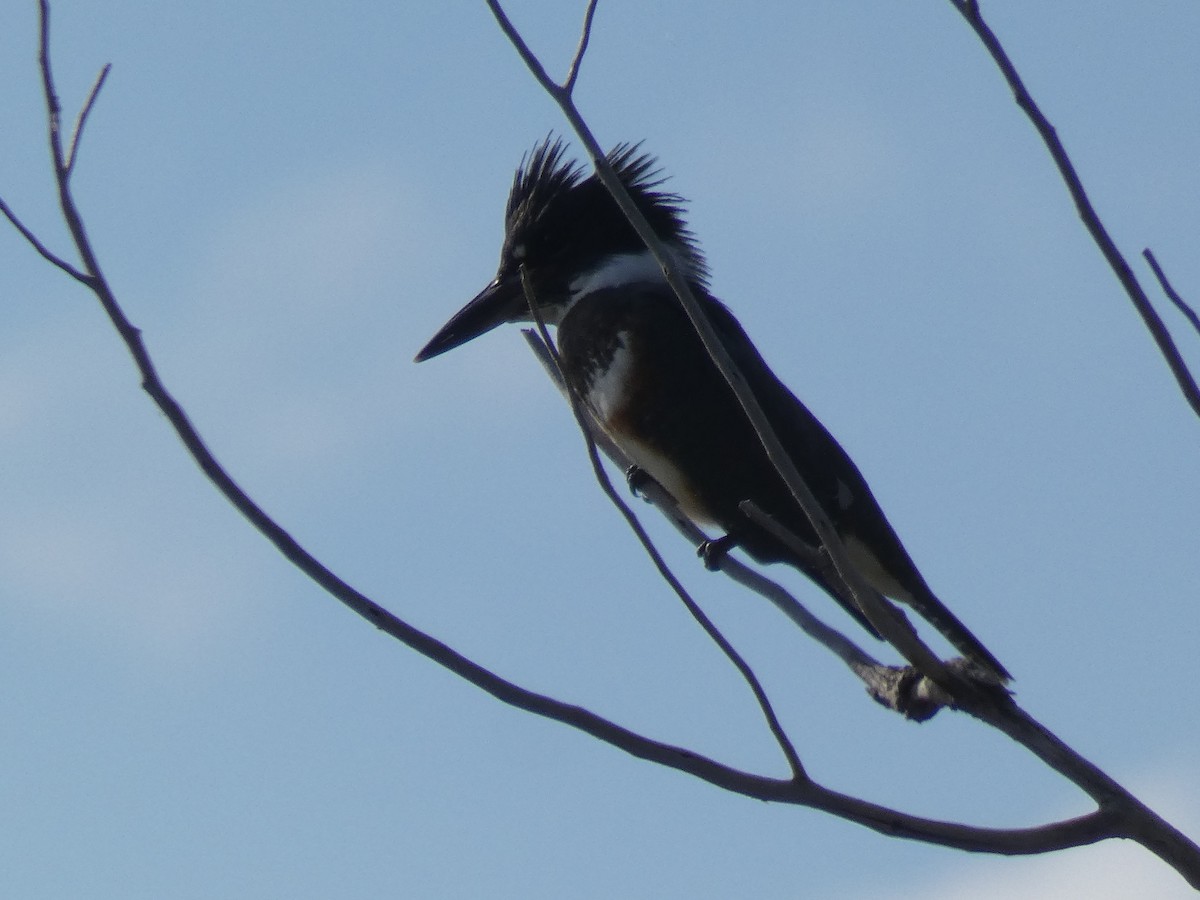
xmin=886 ymin=764 xmax=1200 ymax=900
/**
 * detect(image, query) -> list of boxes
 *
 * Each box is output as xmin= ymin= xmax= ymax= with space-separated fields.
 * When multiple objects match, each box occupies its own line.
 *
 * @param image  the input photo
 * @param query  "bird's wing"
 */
xmin=701 ymin=297 xmax=1011 ymax=681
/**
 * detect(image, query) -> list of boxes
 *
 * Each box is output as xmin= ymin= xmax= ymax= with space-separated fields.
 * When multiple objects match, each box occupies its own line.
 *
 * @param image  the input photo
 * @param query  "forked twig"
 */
xmin=947 ymin=0 xmax=1200 ymax=420
xmin=518 ymin=270 xmax=806 ymax=779
xmin=1144 ymin=249 xmax=1200 ymax=340
xmin=65 ymin=62 xmax=111 ymax=175
xmin=564 ymin=0 xmax=598 ymax=94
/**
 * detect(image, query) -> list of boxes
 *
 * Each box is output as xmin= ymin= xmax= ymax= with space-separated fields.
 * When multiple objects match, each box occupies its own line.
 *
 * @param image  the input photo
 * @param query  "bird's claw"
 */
xmin=697 ymin=534 xmax=738 ymax=571
xmin=625 ymin=464 xmax=655 ymax=500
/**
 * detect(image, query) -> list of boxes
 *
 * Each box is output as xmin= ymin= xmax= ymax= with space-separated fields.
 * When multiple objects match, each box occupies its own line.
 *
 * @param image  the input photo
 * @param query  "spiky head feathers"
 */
xmin=498 ymin=137 xmax=707 ymax=296
xmin=414 ymin=138 xmax=704 ymax=362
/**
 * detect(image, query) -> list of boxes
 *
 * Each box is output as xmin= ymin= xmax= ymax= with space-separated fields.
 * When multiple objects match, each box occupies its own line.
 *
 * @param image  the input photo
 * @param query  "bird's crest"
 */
xmin=505 ymin=136 xmax=709 ymax=286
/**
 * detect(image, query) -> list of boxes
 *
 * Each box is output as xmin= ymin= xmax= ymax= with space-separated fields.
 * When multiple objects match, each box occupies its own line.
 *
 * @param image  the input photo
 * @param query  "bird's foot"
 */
xmin=697 ymin=534 xmax=738 ymax=571
xmin=625 ymin=464 xmax=656 ymax=501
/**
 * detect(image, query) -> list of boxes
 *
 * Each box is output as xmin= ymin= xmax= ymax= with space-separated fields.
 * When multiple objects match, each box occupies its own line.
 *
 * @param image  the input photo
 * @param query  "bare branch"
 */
xmin=65 ymin=63 xmax=111 ymax=176
xmin=37 ymin=0 xmax=65 ymax=172
xmin=739 ymin=500 xmax=957 ymax=684
xmin=948 ymin=0 xmax=1200 ymax=420
xmin=0 ymin=195 xmax=89 ymax=282
xmin=486 ymin=0 xmax=955 ymax=692
xmin=524 ymin=330 xmax=962 ymax=722
xmin=518 ymin=269 xmax=807 ymax=780
xmin=801 ymin=783 xmax=1118 ymax=856
xmin=1144 ymin=249 xmax=1200 ymax=340
xmin=0 ymin=1 xmax=90 ymax=282
xmin=485 ymin=1 xmax=560 ymax=98
xmin=564 ymin=0 xmax=599 ymax=95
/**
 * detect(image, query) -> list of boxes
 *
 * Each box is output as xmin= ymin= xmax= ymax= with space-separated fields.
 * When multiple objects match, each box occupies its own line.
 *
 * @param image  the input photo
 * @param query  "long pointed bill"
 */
xmin=414 ymin=274 xmax=525 ymax=362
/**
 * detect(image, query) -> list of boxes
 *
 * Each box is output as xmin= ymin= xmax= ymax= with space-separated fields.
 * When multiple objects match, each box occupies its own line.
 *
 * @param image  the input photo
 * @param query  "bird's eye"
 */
xmin=512 ymin=243 xmax=527 ymax=261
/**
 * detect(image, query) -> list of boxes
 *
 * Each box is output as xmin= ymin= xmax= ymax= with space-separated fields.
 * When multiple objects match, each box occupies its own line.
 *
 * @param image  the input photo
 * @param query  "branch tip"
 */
xmin=564 ymin=0 xmax=599 ymax=94
xmin=1143 ymin=249 xmax=1200 ymax=339
xmin=66 ymin=62 xmax=112 ymax=175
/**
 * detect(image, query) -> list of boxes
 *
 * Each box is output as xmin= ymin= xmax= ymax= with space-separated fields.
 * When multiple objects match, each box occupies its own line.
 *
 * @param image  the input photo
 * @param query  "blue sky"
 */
xmin=2 ymin=2 xmax=1198 ymax=897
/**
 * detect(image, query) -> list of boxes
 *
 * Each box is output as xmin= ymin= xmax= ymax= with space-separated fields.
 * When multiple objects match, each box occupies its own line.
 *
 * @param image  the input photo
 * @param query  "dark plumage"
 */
xmin=416 ymin=137 xmax=1010 ymax=683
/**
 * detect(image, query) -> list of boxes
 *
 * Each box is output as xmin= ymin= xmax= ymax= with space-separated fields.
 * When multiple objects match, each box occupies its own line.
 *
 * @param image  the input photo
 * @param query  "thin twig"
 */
xmin=520 ymin=330 xmax=872 ymax=668
xmin=518 ymin=269 xmax=807 ymax=780
xmin=563 ymin=0 xmax=598 ymax=95
xmin=947 ymin=0 xmax=1200 ymax=420
xmin=740 ymin=500 xmax=949 ymax=680
xmin=1144 ymin=249 xmax=1200 ymax=339
xmin=65 ymin=63 xmax=111 ymax=176
xmin=484 ymin=0 xmax=955 ymax=691
xmin=37 ymin=0 xmax=64 ymax=172
xmin=486 ymin=0 xmax=558 ymax=93
xmin=523 ymin=330 xmax=955 ymax=720
xmin=0 ymin=196 xmax=89 ymax=282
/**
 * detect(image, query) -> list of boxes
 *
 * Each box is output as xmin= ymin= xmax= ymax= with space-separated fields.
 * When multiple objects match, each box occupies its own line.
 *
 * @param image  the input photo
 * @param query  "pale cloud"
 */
xmin=887 ymin=764 xmax=1200 ymax=900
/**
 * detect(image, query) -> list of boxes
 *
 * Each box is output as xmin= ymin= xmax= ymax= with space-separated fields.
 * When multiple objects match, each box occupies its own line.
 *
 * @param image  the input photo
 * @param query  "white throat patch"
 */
xmin=569 ymin=241 xmax=706 ymax=301
xmin=568 ymin=248 xmax=666 ymax=299
xmin=533 ymin=245 xmax=698 ymax=326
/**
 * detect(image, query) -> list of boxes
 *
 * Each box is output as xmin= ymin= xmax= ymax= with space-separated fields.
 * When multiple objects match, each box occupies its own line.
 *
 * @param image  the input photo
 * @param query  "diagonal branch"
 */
xmin=37 ymin=0 xmax=66 ymax=173
xmin=0 ymin=196 xmax=90 ymax=282
xmin=523 ymin=330 xmax=956 ymax=722
xmin=947 ymin=0 xmax=1200 ymax=420
xmin=65 ymin=62 xmax=111 ymax=176
xmin=519 ymin=269 xmax=807 ymax=779
xmin=564 ymin=0 xmax=599 ymax=95
xmin=484 ymin=0 xmax=958 ymax=693
xmin=1143 ymin=249 xmax=1200 ymax=341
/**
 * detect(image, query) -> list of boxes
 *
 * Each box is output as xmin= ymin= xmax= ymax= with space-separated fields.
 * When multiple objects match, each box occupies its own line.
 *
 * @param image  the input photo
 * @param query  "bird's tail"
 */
xmin=785 ymin=547 xmax=1012 ymax=683
xmin=902 ymin=587 xmax=1011 ymax=683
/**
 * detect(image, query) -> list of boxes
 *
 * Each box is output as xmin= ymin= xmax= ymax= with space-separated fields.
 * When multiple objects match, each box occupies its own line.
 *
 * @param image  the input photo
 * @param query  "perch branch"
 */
xmin=519 ymin=267 xmax=807 ymax=780
xmin=485 ymin=0 xmax=961 ymax=692
xmin=523 ymin=330 xmax=952 ymax=722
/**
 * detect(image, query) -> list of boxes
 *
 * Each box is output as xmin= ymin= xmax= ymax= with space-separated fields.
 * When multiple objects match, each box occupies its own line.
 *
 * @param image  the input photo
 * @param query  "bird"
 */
xmin=415 ymin=137 xmax=1010 ymax=683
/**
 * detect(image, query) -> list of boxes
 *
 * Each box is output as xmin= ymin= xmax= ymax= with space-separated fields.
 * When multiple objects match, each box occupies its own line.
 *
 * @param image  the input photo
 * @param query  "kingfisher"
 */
xmin=415 ymin=138 xmax=1010 ymax=683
